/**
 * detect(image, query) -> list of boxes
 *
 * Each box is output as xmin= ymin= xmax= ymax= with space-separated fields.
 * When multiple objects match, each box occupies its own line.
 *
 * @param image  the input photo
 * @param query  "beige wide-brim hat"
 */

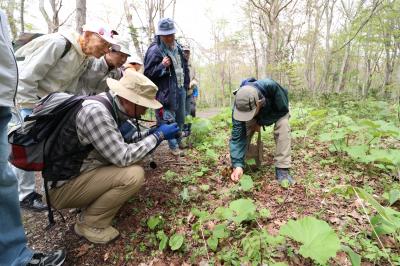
xmin=106 ymin=69 xmax=162 ymax=109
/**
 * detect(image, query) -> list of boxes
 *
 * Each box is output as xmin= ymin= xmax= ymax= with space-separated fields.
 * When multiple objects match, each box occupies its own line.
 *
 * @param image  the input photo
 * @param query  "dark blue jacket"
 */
xmin=143 ymin=37 xmax=189 ymax=111
xmin=240 ymin=78 xmax=289 ymax=126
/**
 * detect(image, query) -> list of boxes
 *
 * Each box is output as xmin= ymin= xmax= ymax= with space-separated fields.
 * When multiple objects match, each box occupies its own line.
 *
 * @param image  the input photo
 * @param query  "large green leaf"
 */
xmin=229 ymin=198 xmax=257 ymax=224
xmin=212 ymin=224 xmax=229 ymax=239
xmin=213 ymin=206 xmax=234 ymax=220
xmin=280 ymin=216 xmax=341 ymax=264
xmin=207 ymin=236 xmax=218 ymax=251
xmin=239 ymin=175 xmax=254 ymax=191
xmin=344 ymin=145 xmax=368 ymax=161
xmin=169 ymin=233 xmax=184 ymax=251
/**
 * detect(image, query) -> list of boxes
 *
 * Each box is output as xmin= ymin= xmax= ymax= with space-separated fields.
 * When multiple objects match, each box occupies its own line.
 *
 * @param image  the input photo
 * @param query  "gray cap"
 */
xmin=157 ymin=18 xmax=176 ymax=36
xmin=233 ymin=86 xmax=259 ymax=121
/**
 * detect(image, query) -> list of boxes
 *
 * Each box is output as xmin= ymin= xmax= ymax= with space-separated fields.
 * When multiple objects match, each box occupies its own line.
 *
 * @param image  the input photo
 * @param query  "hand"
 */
xmin=155 ymin=123 xmax=180 ymax=140
xmin=252 ymin=123 xmax=261 ymax=133
xmin=230 ymin=167 xmax=243 ymax=182
xmin=161 ymin=56 xmax=171 ymax=67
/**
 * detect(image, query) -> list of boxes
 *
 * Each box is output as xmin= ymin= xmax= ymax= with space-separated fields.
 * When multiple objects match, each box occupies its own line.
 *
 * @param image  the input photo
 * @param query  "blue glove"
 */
xmin=154 ymin=123 xmax=180 ymax=141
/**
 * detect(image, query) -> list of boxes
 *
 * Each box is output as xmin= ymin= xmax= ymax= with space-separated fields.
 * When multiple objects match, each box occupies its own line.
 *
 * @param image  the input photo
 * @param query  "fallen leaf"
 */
xmin=103 ymin=252 xmax=109 ymax=262
xmin=74 ymin=243 xmax=93 ymax=257
xmin=334 ymin=251 xmax=349 ymax=264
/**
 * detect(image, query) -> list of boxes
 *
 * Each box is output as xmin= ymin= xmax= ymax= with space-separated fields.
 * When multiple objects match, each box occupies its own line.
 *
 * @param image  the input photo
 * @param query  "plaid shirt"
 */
xmin=76 ymin=97 xmax=158 ymax=172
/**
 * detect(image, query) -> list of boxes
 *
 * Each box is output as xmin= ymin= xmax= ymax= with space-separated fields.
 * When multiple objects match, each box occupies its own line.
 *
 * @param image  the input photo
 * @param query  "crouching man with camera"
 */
xmin=47 ymin=69 xmax=179 ymax=244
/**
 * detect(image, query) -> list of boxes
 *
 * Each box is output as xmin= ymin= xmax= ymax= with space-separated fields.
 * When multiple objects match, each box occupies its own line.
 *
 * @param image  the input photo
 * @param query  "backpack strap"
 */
xmin=60 ymin=37 xmax=71 ymax=59
xmin=87 ymin=92 xmax=117 ymax=121
xmin=16 ymin=36 xmax=72 ymax=62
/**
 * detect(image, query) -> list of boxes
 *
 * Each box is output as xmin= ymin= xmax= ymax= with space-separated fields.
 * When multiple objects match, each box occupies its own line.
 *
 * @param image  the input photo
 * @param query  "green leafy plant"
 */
xmin=241 ymin=229 xmax=285 ymax=265
xmin=207 ymin=224 xmax=230 ymax=251
xmin=212 ymin=198 xmax=257 ymax=225
xmin=169 ymin=233 xmax=184 ymax=251
xmin=280 ymin=216 xmax=341 ymax=264
xmin=147 ymin=215 xmax=163 ymax=230
xmin=239 ymin=175 xmax=254 ymax=192
xmin=156 ymin=230 xmax=169 ymax=251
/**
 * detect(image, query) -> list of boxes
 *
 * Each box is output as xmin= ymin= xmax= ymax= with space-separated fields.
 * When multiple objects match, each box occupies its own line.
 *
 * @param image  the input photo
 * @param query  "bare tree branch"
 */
xmin=333 ymin=0 xmax=383 ymax=53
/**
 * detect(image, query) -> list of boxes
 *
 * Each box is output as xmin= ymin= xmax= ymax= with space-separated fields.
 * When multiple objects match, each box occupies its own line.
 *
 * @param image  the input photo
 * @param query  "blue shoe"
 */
xmin=275 ymin=168 xmax=295 ymax=185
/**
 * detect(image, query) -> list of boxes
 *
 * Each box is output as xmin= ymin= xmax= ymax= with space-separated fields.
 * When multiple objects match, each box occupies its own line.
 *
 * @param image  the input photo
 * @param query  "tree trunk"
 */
xmin=145 ymin=0 xmax=157 ymax=44
xmin=39 ymin=0 xmax=62 ymax=33
xmin=317 ymin=0 xmax=336 ymax=92
xmin=124 ymin=0 xmax=143 ymax=58
xmin=249 ymin=0 xmax=293 ymax=79
xmin=171 ymin=0 xmax=176 ymax=20
xmin=20 ymin=0 xmax=25 ymax=33
xmin=304 ymin=0 xmax=324 ymax=93
xmin=75 ymin=0 xmax=86 ymax=33
xmin=335 ymin=42 xmax=350 ymax=93
xmin=158 ymin=0 xmax=165 ymax=19
xmin=6 ymin=0 xmax=17 ymax=39
xmin=249 ymin=13 xmax=259 ymax=79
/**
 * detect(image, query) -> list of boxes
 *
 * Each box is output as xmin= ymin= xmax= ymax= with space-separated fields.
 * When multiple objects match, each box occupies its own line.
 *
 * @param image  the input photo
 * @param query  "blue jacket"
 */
xmin=230 ymin=78 xmax=289 ymax=168
xmin=143 ymin=37 xmax=189 ymax=111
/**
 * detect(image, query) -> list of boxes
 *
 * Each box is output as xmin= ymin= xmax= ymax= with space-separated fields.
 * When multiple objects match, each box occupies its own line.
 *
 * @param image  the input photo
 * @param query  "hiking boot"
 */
xmin=178 ymin=142 xmax=188 ymax=149
xmin=74 ymin=222 xmax=119 ymax=244
xmin=171 ymin=148 xmax=185 ymax=157
xmin=275 ymin=168 xmax=295 ymax=185
xmin=27 ymin=249 xmax=66 ymax=266
xmin=20 ymin=191 xmax=47 ymax=212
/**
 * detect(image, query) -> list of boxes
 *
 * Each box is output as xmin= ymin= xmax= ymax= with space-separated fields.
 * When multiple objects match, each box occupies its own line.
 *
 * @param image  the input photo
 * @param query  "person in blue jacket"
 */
xmin=143 ymin=18 xmax=190 ymax=156
xmin=230 ymin=78 xmax=294 ymax=184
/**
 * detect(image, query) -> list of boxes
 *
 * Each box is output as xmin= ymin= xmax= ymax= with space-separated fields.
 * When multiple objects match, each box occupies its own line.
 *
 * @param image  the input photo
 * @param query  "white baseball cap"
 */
xmin=112 ymin=37 xmax=131 ymax=56
xmin=127 ymin=55 xmax=143 ymax=65
xmin=82 ymin=24 xmax=119 ymax=50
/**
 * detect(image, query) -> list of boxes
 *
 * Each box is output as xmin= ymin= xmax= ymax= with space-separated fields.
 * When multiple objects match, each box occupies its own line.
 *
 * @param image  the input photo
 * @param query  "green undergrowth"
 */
xmin=118 ymin=94 xmax=400 ymax=265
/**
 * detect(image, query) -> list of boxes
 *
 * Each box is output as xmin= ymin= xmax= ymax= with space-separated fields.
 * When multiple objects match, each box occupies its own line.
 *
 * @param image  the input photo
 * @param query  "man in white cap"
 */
xmin=77 ymin=37 xmax=131 ymax=95
xmin=230 ymin=78 xmax=294 ymax=185
xmin=124 ymin=55 xmax=143 ymax=72
xmin=13 ymin=23 xmax=119 ymax=211
xmin=44 ymin=69 xmax=179 ymax=244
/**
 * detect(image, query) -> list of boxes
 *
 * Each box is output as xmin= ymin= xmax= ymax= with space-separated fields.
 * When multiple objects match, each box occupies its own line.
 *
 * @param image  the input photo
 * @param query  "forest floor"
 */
xmin=22 ymin=101 xmax=400 ymax=266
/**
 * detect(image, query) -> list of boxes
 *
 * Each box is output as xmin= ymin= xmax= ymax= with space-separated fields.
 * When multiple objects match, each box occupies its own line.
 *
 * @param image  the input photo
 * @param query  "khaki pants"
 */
xmin=247 ymin=113 xmax=291 ymax=168
xmin=49 ymin=165 xmax=144 ymax=228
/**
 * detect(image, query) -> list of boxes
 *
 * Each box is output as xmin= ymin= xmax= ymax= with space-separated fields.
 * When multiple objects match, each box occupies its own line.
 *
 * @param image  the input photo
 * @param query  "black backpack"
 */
xmin=8 ymin=93 xmax=114 ymax=227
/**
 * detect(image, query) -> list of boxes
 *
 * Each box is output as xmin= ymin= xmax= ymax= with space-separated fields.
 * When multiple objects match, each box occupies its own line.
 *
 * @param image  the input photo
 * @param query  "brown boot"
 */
xmin=74 ymin=222 xmax=119 ymax=244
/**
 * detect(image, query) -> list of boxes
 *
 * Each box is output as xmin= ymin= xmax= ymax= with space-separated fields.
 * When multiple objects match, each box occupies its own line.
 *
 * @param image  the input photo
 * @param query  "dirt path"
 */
xmin=196 ymin=107 xmax=225 ymax=119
